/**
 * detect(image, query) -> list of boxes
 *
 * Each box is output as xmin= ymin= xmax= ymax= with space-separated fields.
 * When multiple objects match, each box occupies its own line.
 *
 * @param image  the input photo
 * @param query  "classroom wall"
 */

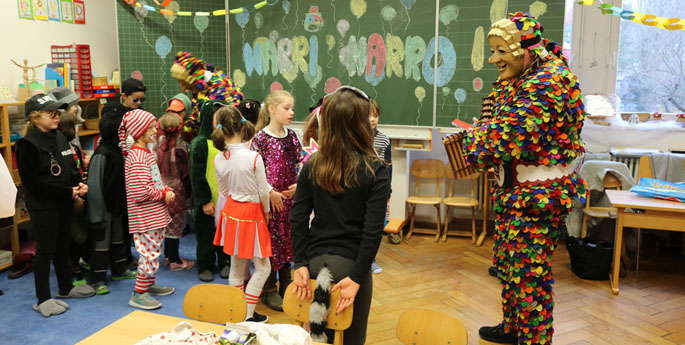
xmin=0 ymin=0 xmax=119 ymax=96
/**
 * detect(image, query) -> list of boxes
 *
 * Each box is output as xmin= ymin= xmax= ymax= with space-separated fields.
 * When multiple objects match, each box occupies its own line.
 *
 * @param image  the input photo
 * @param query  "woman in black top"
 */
xmin=15 ymin=94 xmax=93 ymax=317
xmin=290 ymin=86 xmax=390 ymax=344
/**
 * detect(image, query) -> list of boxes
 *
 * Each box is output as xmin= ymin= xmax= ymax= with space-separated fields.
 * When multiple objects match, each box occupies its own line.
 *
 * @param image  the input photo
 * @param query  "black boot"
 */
xmin=479 ymin=324 xmax=517 ymax=344
xmin=488 ymin=266 xmax=498 ymax=277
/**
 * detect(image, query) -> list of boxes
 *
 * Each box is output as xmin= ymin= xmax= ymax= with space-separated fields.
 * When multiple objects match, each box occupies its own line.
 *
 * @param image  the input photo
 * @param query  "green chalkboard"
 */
xmin=228 ymin=0 xmax=565 ymax=128
xmin=116 ymin=0 xmax=227 ymax=115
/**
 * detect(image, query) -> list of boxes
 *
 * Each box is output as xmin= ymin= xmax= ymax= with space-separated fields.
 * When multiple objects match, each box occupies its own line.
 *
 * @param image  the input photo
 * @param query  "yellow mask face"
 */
xmin=488 ymin=35 xmax=526 ymax=80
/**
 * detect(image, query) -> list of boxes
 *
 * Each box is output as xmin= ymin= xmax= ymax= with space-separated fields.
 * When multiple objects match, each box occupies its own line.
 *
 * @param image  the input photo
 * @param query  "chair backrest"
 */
xmin=586 ymin=171 xmax=622 ymax=208
xmin=444 ymin=165 xmax=479 ymax=198
xmin=410 ymin=159 xmax=445 ymax=196
xmin=396 ymin=309 xmax=468 ymax=345
xmin=283 ymin=281 xmax=353 ymax=345
xmin=183 ymin=284 xmax=246 ymax=324
xmin=637 ymin=155 xmax=654 ymax=184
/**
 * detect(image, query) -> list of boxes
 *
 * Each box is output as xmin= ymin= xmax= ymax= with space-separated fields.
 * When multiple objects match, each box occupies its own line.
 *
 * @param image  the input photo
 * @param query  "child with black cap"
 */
xmin=16 ymin=94 xmax=95 ymax=317
xmin=121 ymin=78 xmax=147 ymax=110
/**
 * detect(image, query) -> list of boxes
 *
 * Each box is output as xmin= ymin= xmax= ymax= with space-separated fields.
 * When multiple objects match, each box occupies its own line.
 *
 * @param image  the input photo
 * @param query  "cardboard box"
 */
xmin=92 ymin=77 xmax=108 ymax=86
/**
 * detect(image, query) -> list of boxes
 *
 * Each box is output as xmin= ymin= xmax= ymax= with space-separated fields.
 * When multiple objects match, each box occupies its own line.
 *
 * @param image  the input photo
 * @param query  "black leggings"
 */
xmin=30 ymin=203 xmax=74 ymax=304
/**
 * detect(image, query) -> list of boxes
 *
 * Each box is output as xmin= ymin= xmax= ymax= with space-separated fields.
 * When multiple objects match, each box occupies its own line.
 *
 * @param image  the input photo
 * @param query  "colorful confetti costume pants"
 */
xmin=133 ymin=229 xmax=165 ymax=293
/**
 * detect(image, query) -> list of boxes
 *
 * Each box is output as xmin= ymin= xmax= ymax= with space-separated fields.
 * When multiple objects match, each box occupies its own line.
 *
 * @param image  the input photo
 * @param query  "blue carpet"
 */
xmin=0 ymin=233 xmax=222 ymax=344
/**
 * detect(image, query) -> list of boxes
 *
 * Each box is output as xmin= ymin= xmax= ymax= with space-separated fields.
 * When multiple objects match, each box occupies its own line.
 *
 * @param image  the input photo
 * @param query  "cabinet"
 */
xmin=0 ymin=97 xmax=110 ymax=270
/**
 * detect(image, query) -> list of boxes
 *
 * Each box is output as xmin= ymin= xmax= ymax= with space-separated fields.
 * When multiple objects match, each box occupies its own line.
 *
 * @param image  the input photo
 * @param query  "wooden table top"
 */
xmin=605 ymin=190 xmax=685 ymax=212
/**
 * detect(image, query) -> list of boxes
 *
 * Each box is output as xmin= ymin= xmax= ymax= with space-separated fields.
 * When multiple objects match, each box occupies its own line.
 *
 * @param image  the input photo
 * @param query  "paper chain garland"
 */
xmin=123 ymin=0 xmax=279 ymax=17
xmin=577 ymin=0 xmax=685 ymax=31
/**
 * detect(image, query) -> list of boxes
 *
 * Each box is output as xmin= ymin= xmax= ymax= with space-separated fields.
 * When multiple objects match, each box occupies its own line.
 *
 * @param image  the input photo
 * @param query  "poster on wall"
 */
xmin=33 ymin=0 xmax=48 ymax=20
xmin=47 ymin=0 xmax=60 ymax=21
xmin=17 ymin=0 xmax=34 ymax=20
xmin=60 ymin=0 xmax=73 ymax=23
xmin=73 ymin=0 xmax=85 ymax=24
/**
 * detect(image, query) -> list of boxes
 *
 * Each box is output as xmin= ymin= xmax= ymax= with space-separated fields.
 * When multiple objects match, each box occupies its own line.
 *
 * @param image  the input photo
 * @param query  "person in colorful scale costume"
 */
xmin=171 ymin=52 xmax=244 ymax=282
xmin=463 ymin=12 xmax=587 ymax=345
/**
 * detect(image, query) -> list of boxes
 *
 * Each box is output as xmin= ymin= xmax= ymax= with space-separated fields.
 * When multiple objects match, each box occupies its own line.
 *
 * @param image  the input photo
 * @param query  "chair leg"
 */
xmin=434 ymin=204 xmax=441 ymax=242
xmin=407 ymin=204 xmax=417 ymax=240
xmin=442 ymin=206 xmax=450 ymax=242
xmin=334 ymin=330 xmax=343 ymax=345
xmin=471 ymin=207 xmax=476 ymax=244
xmin=636 ymin=228 xmax=641 ymax=273
xmin=581 ymin=214 xmax=589 ymax=238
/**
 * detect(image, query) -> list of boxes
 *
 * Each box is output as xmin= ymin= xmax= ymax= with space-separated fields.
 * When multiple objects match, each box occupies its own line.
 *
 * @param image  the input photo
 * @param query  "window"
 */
xmin=616 ymin=0 xmax=685 ymax=113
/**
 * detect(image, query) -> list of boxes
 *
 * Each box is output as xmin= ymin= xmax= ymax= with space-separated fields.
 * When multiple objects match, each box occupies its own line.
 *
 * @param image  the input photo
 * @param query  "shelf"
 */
xmin=80 ymin=129 xmax=100 ymax=136
xmin=16 ymin=216 xmax=30 ymax=225
xmin=0 ymin=142 xmax=7 ymax=148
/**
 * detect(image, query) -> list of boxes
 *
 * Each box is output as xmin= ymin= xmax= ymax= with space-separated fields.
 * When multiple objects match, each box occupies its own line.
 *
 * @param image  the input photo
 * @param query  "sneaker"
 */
xmin=129 ymin=292 xmax=161 ymax=310
xmin=371 ymin=261 xmax=383 ymax=274
xmin=261 ymin=290 xmax=283 ymax=312
xmin=147 ymin=284 xmax=174 ymax=296
xmin=170 ymin=259 xmax=195 ymax=271
xmin=220 ymin=265 xmax=230 ymax=279
xmin=199 ymin=270 xmax=214 ymax=282
xmin=112 ymin=269 xmax=137 ymax=281
xmin=93 ymin=282 xmax=110 ymax=295
xmin=246 ymin=311 xmax=268 ymax=323
xmin=478 ymin=324 xmax=517 ymax=344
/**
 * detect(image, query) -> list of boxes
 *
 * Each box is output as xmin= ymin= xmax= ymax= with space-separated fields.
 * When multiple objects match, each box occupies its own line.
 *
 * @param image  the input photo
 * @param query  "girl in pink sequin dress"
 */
xmin=251 ymin=90 xmax=302 ymax=311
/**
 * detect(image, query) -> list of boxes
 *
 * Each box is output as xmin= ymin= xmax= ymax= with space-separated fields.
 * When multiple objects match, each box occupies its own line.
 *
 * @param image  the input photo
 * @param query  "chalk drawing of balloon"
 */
xmin=471 ymin=26 xmax=485 ymax=72
xmin=235 ymin=12 xmax=249 ymax=29
xmin=529 ymin=1 xmax=547 ymax=18
xmin=254 ymin=13 xmax=264 ymax=29
xmin=270 ymin=81 xmax=283 ymax=92
xmin=442 ymin=87 xmax=450 ymax=96
xmin=473 ymin=78 xmax=483 ymax=92
xmin=163 ymin=1 xmax=179 ymax=24
xmin=282 ymin=0 xmax=291 ymax=14
xmin=401 ymin=0 xmax=416 ymax=10
xmin=326 ymin=35 xmax=335 ymax=51
xmin=439 ymin=4 xmax=459 ymax=26
xmin=134 ymin=1 xmax=148 ymax=23
xmin=325 ymin=77 xmax=341 ymax=94
xmin=131 ymin=70 xmax=143 ymax=81
xmin=454 ymin=88 xmax=466 ymax=103
xmin=350 ymin=0 xmax=367 ymax=19
xmin=336 ymin=19 xmax=350 ymax=38
xmin=155 ymin=35 xmax=172 ymax=59
xmin=490 ymin=0 xmax=508 ymax=24
xmin=194 ymin=16 xmax=209 ymax=33
xmin=381 ymin=6 xmax=396 ymax=22
xmin=415 ymin=86 xmax=426 ymax=102
xmin=232 ymin=69 xmax=247 ymax=88
xmin=269 ymin=30 xmax=279 ymax=41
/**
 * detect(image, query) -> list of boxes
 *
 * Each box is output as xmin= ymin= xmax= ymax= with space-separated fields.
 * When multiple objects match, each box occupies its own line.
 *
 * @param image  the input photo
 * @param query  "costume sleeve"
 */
xmin=15 ymin=140 xmax=73 ymax=200
xmin=290 ymin=162 xmax=314 ymax=270
xmin=254 ymin=155 xmax=271 ymax=213
xmin=189 ymin=139 xmax=212 ymax=206
xmin=85 ymin=154 xmax=107 ymax=226
xmin=126 ymin=160 xmax=165 ymax=203
xmin=349 ymin=162 xmax=390 ymax=284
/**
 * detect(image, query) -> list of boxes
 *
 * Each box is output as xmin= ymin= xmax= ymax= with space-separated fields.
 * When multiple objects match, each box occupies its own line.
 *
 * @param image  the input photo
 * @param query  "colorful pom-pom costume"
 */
xmin=464 ymin=12 xmax=587 ymax=345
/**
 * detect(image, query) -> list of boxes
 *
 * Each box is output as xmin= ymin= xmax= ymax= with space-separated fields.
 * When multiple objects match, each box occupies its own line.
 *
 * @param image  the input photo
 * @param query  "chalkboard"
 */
xmin=116 ymin=0 xmax=228 ymax=115
xmin=228 ymin=0 xmax=565 ymax=128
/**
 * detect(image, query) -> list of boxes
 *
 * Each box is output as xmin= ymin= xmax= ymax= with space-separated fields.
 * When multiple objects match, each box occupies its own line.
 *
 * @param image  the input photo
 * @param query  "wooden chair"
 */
xmin=396 ymin=308 xmax=468 ymax=345
xmin=442 ymin=166 xmax=480 ymax=243
xmin=283 ymin=281 xmax=353 ymax=345
xmin=183 ymin=284 xmax=246 ymax=324
xmin=580 ymin=171 xmax=622 ymax=238
xmin=406 ymin=159 xmax=444 ymax=242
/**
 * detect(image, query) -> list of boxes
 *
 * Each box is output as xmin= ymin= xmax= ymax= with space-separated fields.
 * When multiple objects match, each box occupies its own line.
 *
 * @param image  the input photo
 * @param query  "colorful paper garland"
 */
xmin=577 ymin=1 xmax=685 ymax=31
xmin=123 ymin=0 xmax=278 ymax=17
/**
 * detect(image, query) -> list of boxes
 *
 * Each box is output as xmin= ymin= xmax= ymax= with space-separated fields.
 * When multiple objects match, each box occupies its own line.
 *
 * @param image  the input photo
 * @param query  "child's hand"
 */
xmin=165 ymin=191 xmax=176 ymax=204
xmin=293 ymin=267 xmax=311 ymax=301
xmin=77 ymin=183 xmax=88 ymax=196
xmin=72 ymin=187 xmax=79 ymax=199
xmin=282 ymin=184 xmax=297 ymax=198
xmin=202 ymin=202 xmax=215 ymax=215
xmin=270 ymin=190 xmax=284 ymax=212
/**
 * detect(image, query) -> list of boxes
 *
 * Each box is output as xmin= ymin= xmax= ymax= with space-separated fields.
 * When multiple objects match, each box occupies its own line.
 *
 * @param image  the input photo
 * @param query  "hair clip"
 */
xmin=217 ymin=124 xmax=223 ymax=129
xmin=240 ymin=117 xmax=246 ymax=124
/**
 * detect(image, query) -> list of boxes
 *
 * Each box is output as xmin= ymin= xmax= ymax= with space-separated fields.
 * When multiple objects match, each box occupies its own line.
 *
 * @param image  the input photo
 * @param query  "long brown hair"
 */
xmin=57 ymin=112 xmax=77 ymax=141
xmin=157 ymin=112 xmax=183 ymax=178
xmin=211 ymin=106 xmax=254 ymax=151
xmin=309 ymin=88 xmax=379 ymax=195
xmin=302 ymin=109 xmax=320 ymax=146
xmin=255 ymin=90 xmax=292 ymax=131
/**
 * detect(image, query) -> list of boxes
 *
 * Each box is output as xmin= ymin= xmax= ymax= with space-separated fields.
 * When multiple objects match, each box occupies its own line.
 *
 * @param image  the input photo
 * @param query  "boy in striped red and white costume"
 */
xmin=120 ymin=109 xmax=176 ymax=310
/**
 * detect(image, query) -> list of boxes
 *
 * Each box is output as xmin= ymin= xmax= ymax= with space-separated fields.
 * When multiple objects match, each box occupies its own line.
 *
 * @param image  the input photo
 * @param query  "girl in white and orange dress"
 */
xmin=211 ymin=105 xmax=272 ymax=323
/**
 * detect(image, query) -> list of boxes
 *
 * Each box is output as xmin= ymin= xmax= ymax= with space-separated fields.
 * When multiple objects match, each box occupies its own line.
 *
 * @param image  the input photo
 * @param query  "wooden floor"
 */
xmin=258 ymin=235 xmax=685 ymax=345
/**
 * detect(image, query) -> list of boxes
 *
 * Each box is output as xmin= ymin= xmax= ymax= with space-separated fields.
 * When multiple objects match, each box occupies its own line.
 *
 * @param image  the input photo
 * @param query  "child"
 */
xmin=369 ymin=100 xmax=392 ymax=274
xmin=251 ymin=90 xmax=302 ymax=311
xmin=86 ymin=114 xmax=137 ymax=295
xmin=156 ymin=113 xmax=194 ymax=271
xmin=48 ymin=87 xmax=85 ymax=147
xmin=119 ymin=109 xmax=176 ymax=310
xmin=212 ymin=106 xmax=272 ymax=322
xmin=237 ymin=99 xmax=261 ymax=125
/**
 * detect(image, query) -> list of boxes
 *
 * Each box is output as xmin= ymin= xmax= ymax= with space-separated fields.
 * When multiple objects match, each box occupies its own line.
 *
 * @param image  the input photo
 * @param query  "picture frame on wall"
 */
xmin=60 ymin=0 xmax=73 ymax=24
xmin=73 ymin=0 xmax=85 ymax=24
xmin=17 ymin=0 xmax=34 ymax=20
xmin=33 ymin=0 xmax=48 ymax=20
xmin=47 ymin=0 xmax=60 ymax=21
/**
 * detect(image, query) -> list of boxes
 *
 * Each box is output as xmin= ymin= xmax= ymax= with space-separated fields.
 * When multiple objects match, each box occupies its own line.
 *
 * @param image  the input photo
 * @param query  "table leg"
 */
xmin=610 ymin=207 xmax=625 ymax=295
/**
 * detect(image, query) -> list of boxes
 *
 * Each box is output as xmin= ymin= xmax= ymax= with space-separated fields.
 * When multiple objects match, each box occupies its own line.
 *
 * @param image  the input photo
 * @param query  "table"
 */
xmin=605 ymin=190 xmax=685 ymax=295
xmin=77 ymin=310 xmax=327 ymax=345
